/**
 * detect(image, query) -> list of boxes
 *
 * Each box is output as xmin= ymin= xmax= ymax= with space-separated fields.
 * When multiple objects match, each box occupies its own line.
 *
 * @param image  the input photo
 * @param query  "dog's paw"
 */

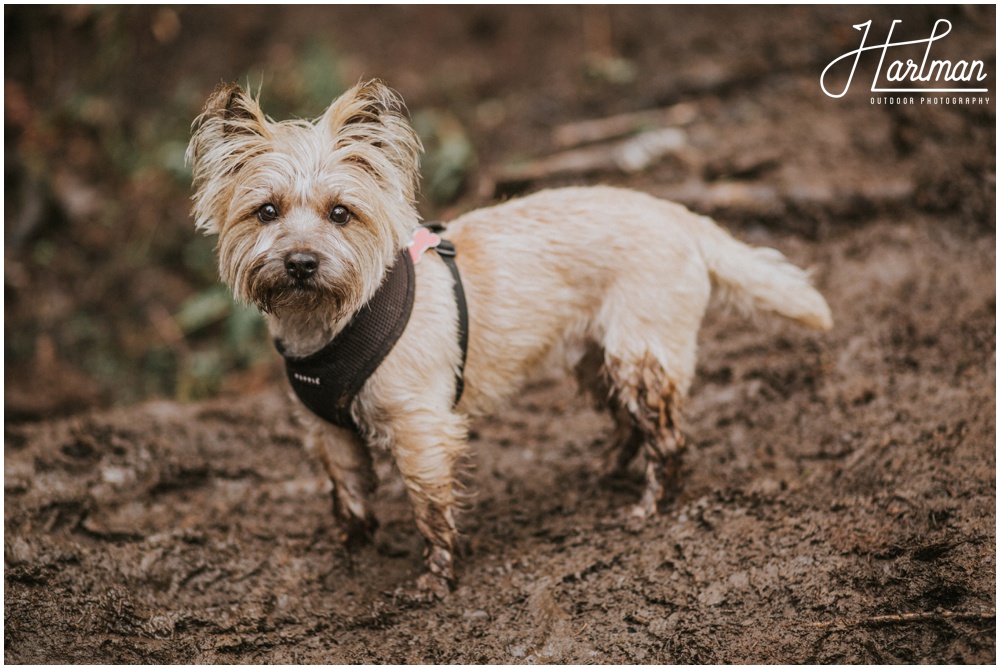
xmin=333 ymin=511 xmax=379 ymax=550
xmin=597 ymin=503 xmax=656 ymax=534
xmin=626 ymin=501 xmax=657 ymax=532
xmin=391 ymin=571 xmax=451 ymax=604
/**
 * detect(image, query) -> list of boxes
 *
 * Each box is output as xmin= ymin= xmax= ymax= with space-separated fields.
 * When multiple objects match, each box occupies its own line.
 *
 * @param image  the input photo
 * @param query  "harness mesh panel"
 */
xmin=277 ymin=248 xmax=415 ymax=429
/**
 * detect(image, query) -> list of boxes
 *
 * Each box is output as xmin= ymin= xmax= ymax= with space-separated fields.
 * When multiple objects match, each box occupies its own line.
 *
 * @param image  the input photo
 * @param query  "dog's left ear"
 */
xmin=187 ymin=83 xmax=272 ymax=234
xmin=322 ymin=80 xmax=422 ymax=201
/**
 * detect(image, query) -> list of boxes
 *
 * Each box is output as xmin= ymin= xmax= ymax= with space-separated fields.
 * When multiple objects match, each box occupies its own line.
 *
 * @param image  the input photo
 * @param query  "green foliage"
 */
xmin=175 ymin=285 xmax=233 ymax=335
xmin=412 ymin=110 xmax=476 ymax=205
xmin=5 ymin=7 xmax=479 ymax=408
xmin=182 ymin=235 xmax=220 ymax=284
xmin=172 ymin=285 xmax=269 ymax=400
xmin=177 ymin=349 xmax=227 ymax=402
xmin=241 ymin=38 xmax=347 ymax=121
xmin=299 ymin=39 xmax=347 ymax=114
xmin=224 ymin=302 xmax=269 ymax=362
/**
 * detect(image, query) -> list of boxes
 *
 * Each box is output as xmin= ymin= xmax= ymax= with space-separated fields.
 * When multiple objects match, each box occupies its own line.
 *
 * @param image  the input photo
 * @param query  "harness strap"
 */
xmin=432 ymin=236 xmax=469 ymax=406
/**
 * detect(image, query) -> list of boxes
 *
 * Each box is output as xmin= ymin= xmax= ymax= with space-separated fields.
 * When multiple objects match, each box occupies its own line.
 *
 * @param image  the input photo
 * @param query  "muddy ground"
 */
xmin=4 ymin=6 xmax=996 ymax=664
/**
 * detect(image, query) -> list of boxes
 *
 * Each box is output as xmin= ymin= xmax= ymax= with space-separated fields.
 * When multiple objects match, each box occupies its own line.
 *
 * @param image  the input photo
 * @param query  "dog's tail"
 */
xmin=694 ymin=217 xmax=833 ymax=331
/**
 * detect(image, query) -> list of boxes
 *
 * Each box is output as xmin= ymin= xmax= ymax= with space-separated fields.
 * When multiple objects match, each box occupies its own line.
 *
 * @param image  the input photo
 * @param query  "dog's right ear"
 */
xmin=186 ymin=83 xmax=271 ymax=234
xmin=199 ymin=83 xmax=269 ymax=136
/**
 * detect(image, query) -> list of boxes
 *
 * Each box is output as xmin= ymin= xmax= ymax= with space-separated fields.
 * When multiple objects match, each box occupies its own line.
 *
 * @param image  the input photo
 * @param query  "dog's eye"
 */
xmin=330 ymin=205 xmax=351 ymax=226
xmin=257 ymin=203 xmax=279 ymax=223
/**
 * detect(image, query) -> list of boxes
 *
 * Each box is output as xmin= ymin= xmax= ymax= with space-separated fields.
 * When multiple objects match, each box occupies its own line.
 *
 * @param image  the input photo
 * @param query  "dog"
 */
xmin=187 ymin=79 xmax=832 ymax=598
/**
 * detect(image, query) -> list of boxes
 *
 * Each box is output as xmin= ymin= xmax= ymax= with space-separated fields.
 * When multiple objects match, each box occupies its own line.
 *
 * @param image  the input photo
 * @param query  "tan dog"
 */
xmin=188 ymin=80 xmax=832 ymax=598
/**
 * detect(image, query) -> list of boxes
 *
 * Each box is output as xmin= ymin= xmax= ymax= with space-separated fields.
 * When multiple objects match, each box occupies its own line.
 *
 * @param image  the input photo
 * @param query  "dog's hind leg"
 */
xmin=309 ymin=418 xmax=379 ymax=547
xmin=576 ymin=338 xmax=687 ymax=510
xmin=594 ymin=252 xmax=708 ymax=517
xmin=606 ymin=402 xmax=645 ymax=477
xmin=574 ymin=341 xmax=645 ymax=476
xmin=604 ymin=354 xmax=687 ymax=518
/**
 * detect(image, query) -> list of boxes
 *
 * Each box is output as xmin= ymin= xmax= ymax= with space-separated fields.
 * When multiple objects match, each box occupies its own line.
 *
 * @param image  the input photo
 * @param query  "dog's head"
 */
xmin=187 ymin=80 xmax=422 ymax=318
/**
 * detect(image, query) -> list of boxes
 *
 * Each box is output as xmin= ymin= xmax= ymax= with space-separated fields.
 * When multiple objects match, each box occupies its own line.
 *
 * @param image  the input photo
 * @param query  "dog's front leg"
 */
xmin=389 ymin=410 xmax=467 ymax=600
xmin=309 ymin=418 xmax=379 ymax=548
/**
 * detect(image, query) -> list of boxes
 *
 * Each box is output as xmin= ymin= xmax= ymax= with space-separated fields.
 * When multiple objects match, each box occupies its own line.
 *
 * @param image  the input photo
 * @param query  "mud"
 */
xmin=4 ymin=5 xmax=996 ymax=664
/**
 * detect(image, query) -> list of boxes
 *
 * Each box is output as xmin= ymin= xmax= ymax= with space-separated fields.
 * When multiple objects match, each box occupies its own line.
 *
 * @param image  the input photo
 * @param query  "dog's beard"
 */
xmin=241 ymin=257 xmax=357 ymax=318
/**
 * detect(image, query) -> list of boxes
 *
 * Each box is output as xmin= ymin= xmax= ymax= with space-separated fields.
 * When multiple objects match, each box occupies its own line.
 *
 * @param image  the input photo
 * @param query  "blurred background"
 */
xmin=4 ymin=5 xmax=994 ymax=421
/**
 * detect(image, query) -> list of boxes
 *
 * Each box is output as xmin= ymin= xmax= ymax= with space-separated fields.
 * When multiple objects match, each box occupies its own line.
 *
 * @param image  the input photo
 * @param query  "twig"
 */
xmin=553 ymin=103 xmax=698 ymax=149
xmin=813 ymin=610 xmax=995 ymax=630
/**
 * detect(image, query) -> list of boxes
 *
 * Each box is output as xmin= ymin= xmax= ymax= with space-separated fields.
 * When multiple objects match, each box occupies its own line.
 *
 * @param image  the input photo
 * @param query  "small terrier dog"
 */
xmin=188 ymin=80 xmax=832 ymax=598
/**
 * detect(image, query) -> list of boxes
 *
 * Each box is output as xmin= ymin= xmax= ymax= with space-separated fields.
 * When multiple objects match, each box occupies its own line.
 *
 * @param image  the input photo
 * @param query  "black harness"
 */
xmin=275 ymin=226 xmax=468 ymax=431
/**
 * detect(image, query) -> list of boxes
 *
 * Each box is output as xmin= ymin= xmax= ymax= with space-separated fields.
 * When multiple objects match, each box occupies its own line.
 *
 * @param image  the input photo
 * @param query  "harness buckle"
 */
xmin=435 ymin=240 xmax=457 ymax=257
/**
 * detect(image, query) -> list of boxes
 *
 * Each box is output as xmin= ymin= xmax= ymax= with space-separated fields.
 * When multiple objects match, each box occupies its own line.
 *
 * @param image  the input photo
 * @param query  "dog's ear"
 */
xmin=202 ymin=83 xmax=270 ymax=136
xmin=187 ymin=83 xmax=272 ymax=234
xmin=322 ymin=80 xmax=422 ymax=201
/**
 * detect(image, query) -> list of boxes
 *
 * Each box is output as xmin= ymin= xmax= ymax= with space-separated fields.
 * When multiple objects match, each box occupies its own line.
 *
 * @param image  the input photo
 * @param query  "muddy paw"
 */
xmin=628 ymin=501 xmax=657 ymax=530
xmin=392 ymin=571 xmax=451 ymax=603
xmin=596 ymin=503 xmax=654 ymax=534
xmin=334 ymin=511 xmax=379 ymax=550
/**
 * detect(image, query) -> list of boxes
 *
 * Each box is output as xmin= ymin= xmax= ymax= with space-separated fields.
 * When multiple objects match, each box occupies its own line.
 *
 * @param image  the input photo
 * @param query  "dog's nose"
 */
xmin=285 ymin=252 xmax=319 ymax=280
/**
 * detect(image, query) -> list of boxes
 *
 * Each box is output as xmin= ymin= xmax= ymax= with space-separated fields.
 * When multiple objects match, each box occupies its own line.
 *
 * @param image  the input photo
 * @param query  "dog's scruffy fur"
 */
xmin=188 ymin=80 xmax=832 ymax=598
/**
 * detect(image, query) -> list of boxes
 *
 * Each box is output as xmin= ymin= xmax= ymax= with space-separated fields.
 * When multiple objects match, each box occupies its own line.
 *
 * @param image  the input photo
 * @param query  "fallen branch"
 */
xmin=653 ymin=177 xmax=915 ymax=220
xmin=553 ymin=103 xmax=698 ymax=149
xmin=493 ymin=127 xmax=687 ymax=191
xmin=813 ymin=610 xmax=995 ymax=630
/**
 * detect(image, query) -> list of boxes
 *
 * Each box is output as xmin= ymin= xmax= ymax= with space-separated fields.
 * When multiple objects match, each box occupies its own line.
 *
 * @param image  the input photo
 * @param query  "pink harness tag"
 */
xmin=408 ymin=227 xmax=442 ymax=264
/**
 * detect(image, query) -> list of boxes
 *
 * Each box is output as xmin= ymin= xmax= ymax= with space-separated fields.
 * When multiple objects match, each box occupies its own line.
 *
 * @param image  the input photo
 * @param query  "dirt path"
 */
xmin=5 ymin=217 xmax=995 ymax=663
xmin=4 ymin=5 xmax=995 ymax=664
